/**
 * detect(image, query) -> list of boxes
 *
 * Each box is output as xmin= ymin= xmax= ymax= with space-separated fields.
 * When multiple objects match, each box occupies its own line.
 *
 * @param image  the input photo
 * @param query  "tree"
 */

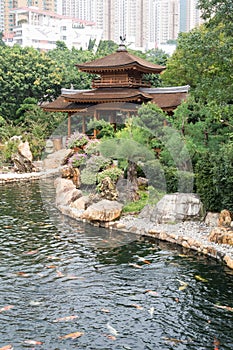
xmin=162 ymin=24 xmax=233 ymax=104
xmin=0 ymin=45 xmax=64 ymax=121
xmin=47 ymin=45 xmax=94 ymax=90
xmin=0 ymin=31 xmax=5 ymax=46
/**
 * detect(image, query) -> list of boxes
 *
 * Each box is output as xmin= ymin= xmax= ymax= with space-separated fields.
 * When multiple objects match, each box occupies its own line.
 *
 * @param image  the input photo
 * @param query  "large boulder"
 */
xmin=81 ymin=199 xmax=123 ymax=222
xmin=43 ymin=149 xmax=73 ymax=170
xmin=208 ymin=209 xmax=233 ymax=245
xmin=18 ymin=141 xmax=33 ymax=162
xmin=141 ymin=193 xmax=204 ymax=224
xmin=209 ymin=227 xmax=233 ymax=245
xmin=54 ymin=178 xmax=82 ymax=206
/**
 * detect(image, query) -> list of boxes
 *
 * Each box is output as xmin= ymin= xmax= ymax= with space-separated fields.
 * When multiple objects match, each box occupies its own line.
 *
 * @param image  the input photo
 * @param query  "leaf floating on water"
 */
xmin=0 ymin=345 xmax=14 ymax=350
xmin=177 ymin=279 xmax=188 ymax=291
xmin=59 ymin=331 xmax=84 ymax=339
xmin=53 ymin=315 xmax=78 ymax=322
xmin=214 ymin=304 xmax=233 ymax=312
xmin=0 ymin=305 xmax=14 ymax=313
xmin=3 ymin=226 xmax=12 ymax=229
xmin=45 ymin=265 xmax=57 ymax=269
xmin=23 ymin=340 xmax=43 ymax=345
xmin=195 ymin=275 xmax=208 ymax=282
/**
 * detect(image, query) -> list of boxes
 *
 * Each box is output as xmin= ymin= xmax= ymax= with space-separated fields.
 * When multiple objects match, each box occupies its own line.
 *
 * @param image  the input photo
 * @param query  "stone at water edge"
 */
xmin=54 ymin=177 xmax=76 ymax=194
xmin=204 ymin=212 xmax=219 ymax=227
xmin=148 ymin=193 xmax=205 ymax=224
xmin=217 ymin=209 xmax=232 ymax=227
xmin=81 ymin=199 xmax=123 ymax=222
xmin=209 ymin=227 xmax=233 ymax=245
xmin=43 ymin=149 xmax=73 ymax=170
xmin=18 ymin=141 xmax=33 ymax=162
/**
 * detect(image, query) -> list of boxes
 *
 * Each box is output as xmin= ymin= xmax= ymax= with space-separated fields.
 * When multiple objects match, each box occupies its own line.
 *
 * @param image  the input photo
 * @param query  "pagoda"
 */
xmin=43 ymin=42 xmax=189 ymax=136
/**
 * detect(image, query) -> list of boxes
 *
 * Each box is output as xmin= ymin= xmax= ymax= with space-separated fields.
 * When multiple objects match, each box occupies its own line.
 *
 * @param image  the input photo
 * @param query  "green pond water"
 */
xmin=0 ymin=181 xmax=233 ymax=349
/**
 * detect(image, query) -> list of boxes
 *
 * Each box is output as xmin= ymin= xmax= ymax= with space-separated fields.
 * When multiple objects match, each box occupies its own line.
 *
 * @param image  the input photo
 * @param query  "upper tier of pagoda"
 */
xmin=76 ymin=44 xmax=166 ymax=88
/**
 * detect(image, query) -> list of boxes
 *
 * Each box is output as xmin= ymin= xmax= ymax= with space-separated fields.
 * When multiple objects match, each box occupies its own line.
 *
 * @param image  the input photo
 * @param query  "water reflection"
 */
xmin=0 ymin=182 xmax=232 ymax=349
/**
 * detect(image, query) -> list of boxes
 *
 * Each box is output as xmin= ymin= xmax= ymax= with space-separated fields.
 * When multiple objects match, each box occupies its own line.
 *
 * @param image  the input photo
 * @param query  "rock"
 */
xmin=99 ymin=176 xmax=118 ymax=200
xmin=148 ymin=193 xmax=204 ymax=224
xmin=18 ymin=141 xmax=33 ymax=162
xmin=116 ymin=178 xmax=139 ymax=203
xmin=71 ymin=196 xmax=90 ymax=210
xmin=209 ymin=227 xmax=233 ymax=245
xmin=138 ymin=204 xmax=154 ymax=219
xmin=61 ymin=166 xmax=81 ymax=188
xmin=81 ymin=199 xmax=123 ymax=222
xmin=217 ymin=209 xmax=232 ymax=227
xmin=54 ymin=178 xmax=76 ymax=194
xmin=11 ymin=152 xmax=36 ymax=173
xmin=204 ymin=212 xmax=219 ymax=227
xmin=56 ymin=187 xmax=82 ymax=206
xmin=43 ymin=149 xmax=73 ymax=170
xmin=137 ymin=177 xmax=148 ymax=190
xmin=224 ymin=255 xmax=233 ymax=270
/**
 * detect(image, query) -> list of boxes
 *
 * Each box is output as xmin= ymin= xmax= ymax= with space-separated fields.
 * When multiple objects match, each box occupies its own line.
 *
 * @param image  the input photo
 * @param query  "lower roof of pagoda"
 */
xmin=42 ymin=85 xmax=190 ymax=113
xmin=62 ymin=88 xmax=152 ymax=104
xmin=41 ymin=96 xmax=94 ymax=112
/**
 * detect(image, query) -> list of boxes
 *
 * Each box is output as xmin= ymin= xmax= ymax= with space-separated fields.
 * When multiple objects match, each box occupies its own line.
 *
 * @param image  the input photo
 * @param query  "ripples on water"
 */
xmin=0 ymin=181 xmax=233 ymax=349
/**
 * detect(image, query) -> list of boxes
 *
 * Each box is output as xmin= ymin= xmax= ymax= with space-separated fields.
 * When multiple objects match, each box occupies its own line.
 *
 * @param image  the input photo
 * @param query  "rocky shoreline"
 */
xmin=57 ymin=201 xmax=233 ymax=271
xmin=1 ymin=166 xmax=233 ymax=271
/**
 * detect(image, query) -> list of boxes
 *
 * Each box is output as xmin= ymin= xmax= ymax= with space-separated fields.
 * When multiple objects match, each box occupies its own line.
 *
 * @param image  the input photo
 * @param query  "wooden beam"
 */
xmin=68 ymin=112 xmax=71 ymax=138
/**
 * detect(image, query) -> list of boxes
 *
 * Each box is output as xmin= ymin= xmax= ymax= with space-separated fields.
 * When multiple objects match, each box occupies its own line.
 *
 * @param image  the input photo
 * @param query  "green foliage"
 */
xmin=87 ymin=119 xmax=115 ymax=138
xmin=0 ymin=45 xmax=64 ymax=120
xmin=47 ymin=45 xmax=94 ymax=90
xmin=163 ymin=167 xmax=194 ymax=193
xmin=80 ymin=168 xmax=97 ymax=186
xmin=97 ymin=166 xmax=123 ymax=184
xmin=162 ymin=23 xmax=233 ymax=104
xmin=122 ymin=191 xmax=149 ymax=213
xmin=2 ymin=138 xmax=21 ymax=162
xmin=195 ymin=142 xmax=233 ymax=212
xmin=96 ymin=40 xmax=118 ymax=57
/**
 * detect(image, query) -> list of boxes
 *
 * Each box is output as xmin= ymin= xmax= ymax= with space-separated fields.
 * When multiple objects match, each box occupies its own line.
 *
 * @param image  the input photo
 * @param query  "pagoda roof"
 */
xmin=62 ymin=88 xmax=152 ymax=103
xmin=42 ymin=96 xmax=93 ymax=112
xmin=76 ymin=45 xmax=166 ymax=74
xmin=141 ymin=85 xmax=190 ymax=111
xmin=42 ymin=85 xmax=189 ymax=113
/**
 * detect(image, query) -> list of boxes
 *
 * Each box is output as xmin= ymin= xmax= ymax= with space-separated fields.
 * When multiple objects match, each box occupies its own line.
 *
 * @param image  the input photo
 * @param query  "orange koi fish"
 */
xmin=59 ymin=331 xmax=84 ymax=339
xmin=53 ymin=315 xmax=78 ymax=323
xmin=23 ymin=340 xmax=43 ymax=345
xmin=0 ymin=305 xmax=14 ymax=313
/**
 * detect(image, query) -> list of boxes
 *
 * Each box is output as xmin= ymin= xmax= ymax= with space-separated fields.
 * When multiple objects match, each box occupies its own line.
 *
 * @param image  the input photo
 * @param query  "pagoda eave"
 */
xmin=77 ymin=63 xmax=165 ymax=75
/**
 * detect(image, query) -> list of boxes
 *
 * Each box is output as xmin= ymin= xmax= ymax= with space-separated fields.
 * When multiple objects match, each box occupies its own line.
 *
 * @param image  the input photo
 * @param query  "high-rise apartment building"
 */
xmin=180 ymin=0 xmax=203 ymax=32
xmin=3 ymin=0 xmax=57 ymax=34
xmin=1 ymin=0 xmax=203 ymax=51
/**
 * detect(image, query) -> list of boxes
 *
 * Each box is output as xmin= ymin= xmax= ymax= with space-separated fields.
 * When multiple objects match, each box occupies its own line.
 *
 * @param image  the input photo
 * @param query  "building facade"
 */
xmin=10 ymin=7 xmax=102 ymax=51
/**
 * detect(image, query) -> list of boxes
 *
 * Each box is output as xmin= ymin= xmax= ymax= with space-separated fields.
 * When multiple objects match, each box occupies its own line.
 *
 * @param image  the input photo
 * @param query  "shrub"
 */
xmin=97 ymin=166 xmax=123 ymax=184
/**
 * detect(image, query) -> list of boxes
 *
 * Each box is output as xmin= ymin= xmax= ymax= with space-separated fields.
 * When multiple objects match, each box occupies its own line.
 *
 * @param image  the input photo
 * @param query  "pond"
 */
xmin=0 ymin=181 xmax=233 ymax=349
